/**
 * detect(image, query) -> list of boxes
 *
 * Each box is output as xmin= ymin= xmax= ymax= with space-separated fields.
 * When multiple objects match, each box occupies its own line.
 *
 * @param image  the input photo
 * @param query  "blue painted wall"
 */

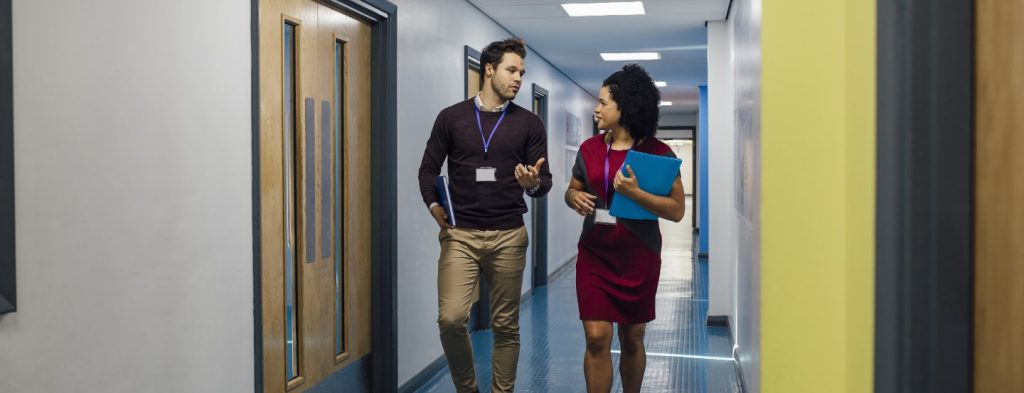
xmin=698 ymin=85 xmax=710 ymax=256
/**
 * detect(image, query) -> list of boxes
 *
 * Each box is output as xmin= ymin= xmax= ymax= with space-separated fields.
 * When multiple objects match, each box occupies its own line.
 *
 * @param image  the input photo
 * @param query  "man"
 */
xmin=418 ymin=37 xmax=551 ymax=393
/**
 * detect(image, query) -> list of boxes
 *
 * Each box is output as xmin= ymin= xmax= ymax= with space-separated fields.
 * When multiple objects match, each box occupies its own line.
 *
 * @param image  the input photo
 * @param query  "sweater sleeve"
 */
xmin=418 ymin=110 xmax=450 ymax=207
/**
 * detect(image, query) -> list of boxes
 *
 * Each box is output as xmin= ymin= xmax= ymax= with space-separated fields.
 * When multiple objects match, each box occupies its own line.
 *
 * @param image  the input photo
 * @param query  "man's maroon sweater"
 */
xmin=418 ymin=99 xmax=552 ymax=230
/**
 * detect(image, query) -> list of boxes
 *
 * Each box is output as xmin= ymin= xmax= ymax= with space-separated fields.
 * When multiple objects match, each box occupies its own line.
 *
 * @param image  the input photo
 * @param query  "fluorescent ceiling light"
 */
xmin=659 ymin=101 xmax=673 ymax=106
xmin=562 ymin=2 xmax=645 ymax=17
xmin=600 ymin=52 xmax=660 ymax=61
xmin=654 ymin=81 xmax=667 ymax=87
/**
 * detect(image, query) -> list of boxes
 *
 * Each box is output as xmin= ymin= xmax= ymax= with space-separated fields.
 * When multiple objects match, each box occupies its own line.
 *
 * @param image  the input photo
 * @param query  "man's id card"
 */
xmin=476 ymin=167 xmax=496 ymax=182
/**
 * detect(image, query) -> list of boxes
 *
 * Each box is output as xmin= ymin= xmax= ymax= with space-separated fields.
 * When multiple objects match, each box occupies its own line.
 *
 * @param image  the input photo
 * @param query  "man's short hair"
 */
xmin=481 ymin=38 xmax=527 ymax=77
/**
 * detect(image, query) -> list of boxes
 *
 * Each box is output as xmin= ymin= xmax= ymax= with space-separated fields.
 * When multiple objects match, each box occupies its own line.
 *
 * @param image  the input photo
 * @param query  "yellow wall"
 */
xmin=760 ymin=0 xmax=875 ymax=392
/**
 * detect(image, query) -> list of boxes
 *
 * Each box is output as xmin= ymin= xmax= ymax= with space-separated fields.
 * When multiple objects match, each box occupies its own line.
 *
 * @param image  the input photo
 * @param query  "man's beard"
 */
xmin=493 ymin=80 xmax=518 ymax=101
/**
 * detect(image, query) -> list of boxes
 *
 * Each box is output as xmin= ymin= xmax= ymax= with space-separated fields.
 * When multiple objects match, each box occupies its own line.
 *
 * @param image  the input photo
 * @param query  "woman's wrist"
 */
xmin=565 ymin=188 xmax=577 ymax=206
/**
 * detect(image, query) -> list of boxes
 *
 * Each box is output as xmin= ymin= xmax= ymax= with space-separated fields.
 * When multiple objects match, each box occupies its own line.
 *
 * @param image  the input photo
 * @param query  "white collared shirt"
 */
xmin=475 ymin=93 xmax=509 ymax=112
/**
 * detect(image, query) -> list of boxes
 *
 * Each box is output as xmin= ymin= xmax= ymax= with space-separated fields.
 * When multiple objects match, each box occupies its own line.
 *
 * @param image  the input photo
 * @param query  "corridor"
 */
xmin=417 ymin=200 xmax=743 ymax=392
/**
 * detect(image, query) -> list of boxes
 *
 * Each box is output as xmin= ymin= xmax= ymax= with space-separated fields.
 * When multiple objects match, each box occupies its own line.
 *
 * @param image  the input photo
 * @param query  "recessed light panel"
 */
xmin=600 ymin=52 xmax=660 ymax=61
xmin=562 ymin=2 xmax=645 ymax=17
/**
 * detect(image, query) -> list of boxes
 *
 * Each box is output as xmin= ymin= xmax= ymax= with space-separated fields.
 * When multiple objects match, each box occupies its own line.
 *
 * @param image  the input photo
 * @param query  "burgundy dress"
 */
xmin=572 ymin=134 xmax=677 ymax=324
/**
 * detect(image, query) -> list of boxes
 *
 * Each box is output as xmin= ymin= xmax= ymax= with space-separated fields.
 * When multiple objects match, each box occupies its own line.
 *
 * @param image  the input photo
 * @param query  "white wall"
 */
xmin=391 ymin=0 xmax=596 ymax=385
xmin=732 ymin=0 xmax=763 ymax=390
xmin=706 ymin=21 xmax=738 ymax=338
xmin=0 ymin=1 xmax=254 ymax=392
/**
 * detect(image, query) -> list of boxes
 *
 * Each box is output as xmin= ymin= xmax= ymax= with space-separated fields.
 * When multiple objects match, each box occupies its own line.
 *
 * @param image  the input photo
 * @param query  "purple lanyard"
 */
xmin=474 ymin=103 xmax=508 ymax=159
xmin=603 ymin=138 xmax=639 ymax=204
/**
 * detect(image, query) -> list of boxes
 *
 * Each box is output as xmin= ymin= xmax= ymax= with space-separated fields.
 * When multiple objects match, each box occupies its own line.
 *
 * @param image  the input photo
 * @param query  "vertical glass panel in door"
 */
xmin=334 ymin=39 xmax=346 ymax=357
xmin=283 ymin=21 xmax=300 ymax=382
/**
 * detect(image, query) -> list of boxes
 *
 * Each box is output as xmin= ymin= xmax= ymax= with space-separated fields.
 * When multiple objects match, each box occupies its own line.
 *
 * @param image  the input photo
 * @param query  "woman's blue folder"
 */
xmin=609 ymin=150 xmax=682 ymax=220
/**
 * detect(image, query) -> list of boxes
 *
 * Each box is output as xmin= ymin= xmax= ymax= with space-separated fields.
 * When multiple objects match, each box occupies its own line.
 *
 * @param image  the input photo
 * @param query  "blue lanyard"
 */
xmin=604 ymin=137 xmax=639 ymax=205
xmin=474 ymin=103 xmax=508 ymax=159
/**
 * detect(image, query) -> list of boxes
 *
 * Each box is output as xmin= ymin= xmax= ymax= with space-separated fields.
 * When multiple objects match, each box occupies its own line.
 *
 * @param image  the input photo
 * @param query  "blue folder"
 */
xmin=435 ymin=176 xmax=456 ymax=226
xmin=608 ymin=150 xmax=682 ymax=220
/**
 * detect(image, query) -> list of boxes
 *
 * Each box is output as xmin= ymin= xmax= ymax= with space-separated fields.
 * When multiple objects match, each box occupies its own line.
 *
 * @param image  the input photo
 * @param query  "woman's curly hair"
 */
xmin=602 ymin=64 xmax=660 ymax=140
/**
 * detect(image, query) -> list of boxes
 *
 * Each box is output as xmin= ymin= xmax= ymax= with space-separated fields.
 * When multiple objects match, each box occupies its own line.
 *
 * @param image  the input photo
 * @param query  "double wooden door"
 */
xmin=258 ymin=0 xmax=372 ymax=391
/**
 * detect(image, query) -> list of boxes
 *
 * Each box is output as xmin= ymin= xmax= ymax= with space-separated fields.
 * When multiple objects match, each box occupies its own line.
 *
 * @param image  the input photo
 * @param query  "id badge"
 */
xmin=594 ymin=208 xmax=616 ymax=225
xmin=476 ymin=166 xmax=497 ymax=182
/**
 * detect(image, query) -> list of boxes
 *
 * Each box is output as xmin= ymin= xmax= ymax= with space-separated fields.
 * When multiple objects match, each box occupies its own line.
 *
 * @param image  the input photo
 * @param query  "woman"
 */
xmin=564 ymin=64 xmax=686 ymax=393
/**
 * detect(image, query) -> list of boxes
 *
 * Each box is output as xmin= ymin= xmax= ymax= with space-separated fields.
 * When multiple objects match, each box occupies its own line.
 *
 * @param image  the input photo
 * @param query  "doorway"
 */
xmin=875 ymin=0 xmax=974 ymax=391
xmin=530 ymin=84 xmax=549 ymax=288
xmin=463 ymin=45 xmax=489 ymax=332
xmin=254 ymin=0 xmax=397 ymax=391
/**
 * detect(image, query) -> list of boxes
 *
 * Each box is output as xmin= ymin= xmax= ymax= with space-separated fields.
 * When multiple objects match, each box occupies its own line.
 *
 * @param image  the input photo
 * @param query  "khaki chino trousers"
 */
xmin=437 ymin=226 xmax=528 ymax=393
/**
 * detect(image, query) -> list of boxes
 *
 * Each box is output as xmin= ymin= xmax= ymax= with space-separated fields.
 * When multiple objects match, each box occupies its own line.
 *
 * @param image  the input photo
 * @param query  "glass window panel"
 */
xmin=334 ymin=39 xmax=346 ymax=356
xmin=283 ymin=21 xmax=300 ymax=381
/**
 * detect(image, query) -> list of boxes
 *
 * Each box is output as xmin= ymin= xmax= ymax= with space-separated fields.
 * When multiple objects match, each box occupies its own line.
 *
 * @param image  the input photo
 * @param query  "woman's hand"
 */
xmin=568 ymin=189 xmax=598 ymax=217
xmin=613 ymin=165 xmax=640 ymax=199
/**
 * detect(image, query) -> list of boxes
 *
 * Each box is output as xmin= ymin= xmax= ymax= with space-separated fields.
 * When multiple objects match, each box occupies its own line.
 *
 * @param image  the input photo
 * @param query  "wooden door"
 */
xmin=975 ymin=0 xmax=1024 ymax=391
xmin=467 ymin=68 xmax=481 ymax=99
xmin=258 ymin=0 xmax=372 ymax=391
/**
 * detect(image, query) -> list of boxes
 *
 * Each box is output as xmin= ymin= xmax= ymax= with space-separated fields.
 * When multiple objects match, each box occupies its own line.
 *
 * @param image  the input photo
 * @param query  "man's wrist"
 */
xmin=428 ymin=202 xmax=440 ymax=211
xmin=526 ymin=183 xmax=541 ymax=195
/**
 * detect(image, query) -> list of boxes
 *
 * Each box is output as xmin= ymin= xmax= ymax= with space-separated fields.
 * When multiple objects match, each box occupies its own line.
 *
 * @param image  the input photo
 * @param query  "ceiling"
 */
xmin=466 ymin=0 xmax=730 ymax=116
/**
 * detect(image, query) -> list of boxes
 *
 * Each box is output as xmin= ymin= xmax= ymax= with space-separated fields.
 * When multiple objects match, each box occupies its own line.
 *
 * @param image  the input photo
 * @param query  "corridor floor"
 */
xmin=416 ymin=202 xmax=743 ymax=392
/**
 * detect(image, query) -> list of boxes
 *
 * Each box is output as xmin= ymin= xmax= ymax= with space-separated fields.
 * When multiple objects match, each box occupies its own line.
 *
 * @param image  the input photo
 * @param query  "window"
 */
xmin=333 ymin=38 xmax=346 ymax=359
xmin=283 ymin=19 xmax=301 ymax=382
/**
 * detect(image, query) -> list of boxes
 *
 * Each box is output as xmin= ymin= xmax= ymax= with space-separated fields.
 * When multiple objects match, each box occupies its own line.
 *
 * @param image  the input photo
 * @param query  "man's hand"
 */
xmin=613 ymin=165 xmax=640 ymax=199
xmin=514 ymin=157 xmax=546 ymax=191
xmin=430 ymin=204 xmax=453 ymax=229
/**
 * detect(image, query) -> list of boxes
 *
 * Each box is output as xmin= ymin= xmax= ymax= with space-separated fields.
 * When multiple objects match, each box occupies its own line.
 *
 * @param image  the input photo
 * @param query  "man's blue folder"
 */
xmin=435 ymin=176 xmax=456 ymax=226
xmin=609 ymin=150 xmax=682 ymax=220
